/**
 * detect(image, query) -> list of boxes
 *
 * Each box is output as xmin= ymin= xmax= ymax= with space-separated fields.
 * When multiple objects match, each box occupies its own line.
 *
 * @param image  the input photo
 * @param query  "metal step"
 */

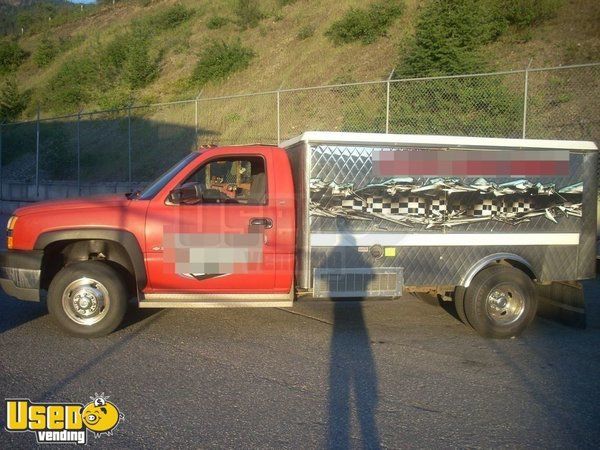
xmin=139 ymin=290 xmax=293 ymax=308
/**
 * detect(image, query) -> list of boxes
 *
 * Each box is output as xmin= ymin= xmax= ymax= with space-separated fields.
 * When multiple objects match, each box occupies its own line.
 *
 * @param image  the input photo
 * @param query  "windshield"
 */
xmin=138 ymin=152 xmax=200 ymax=200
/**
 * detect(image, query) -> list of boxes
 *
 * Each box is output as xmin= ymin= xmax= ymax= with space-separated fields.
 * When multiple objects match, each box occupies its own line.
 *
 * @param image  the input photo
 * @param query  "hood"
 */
xmin=14 ymin=194 xmax=132 ymax=217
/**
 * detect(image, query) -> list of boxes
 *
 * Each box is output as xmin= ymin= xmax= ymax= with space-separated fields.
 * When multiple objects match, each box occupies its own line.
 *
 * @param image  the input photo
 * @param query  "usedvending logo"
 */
xmin=4 ymin=393 xmax=123 ymax=444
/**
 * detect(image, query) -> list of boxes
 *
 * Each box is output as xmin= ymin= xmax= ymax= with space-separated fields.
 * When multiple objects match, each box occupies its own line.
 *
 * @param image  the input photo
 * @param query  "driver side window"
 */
xmin=176 ymin=156 xmax=267 ymax=205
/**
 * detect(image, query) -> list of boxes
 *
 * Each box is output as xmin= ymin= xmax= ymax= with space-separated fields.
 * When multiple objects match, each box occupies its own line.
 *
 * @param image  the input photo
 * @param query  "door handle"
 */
xmin=249 ymin=217 xmax=273 ymax=229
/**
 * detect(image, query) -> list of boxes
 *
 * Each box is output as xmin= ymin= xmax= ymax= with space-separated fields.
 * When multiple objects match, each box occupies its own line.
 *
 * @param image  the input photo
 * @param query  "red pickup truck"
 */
xmin=1 ymin=132 xmax=597 ymax=338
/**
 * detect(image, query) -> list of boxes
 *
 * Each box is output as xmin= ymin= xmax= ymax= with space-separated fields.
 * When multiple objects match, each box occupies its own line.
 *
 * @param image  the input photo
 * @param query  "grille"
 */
xmin=313 ymin=267 xmax=403 ymax=298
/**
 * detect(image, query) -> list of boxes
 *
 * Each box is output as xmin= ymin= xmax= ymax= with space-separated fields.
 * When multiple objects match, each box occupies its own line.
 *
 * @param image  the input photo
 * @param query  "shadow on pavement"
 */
xmin=328 ymin=302 xmax=381 ymax=450
xmin=0 ymin=293 xmax=163 ymax=335
xmin=34 ymin=308 xmax=165 ymax=402
xmin=326 ymin=225 xmax=381 ymax=449
xmin=118 ymin=304 xmax=163 ymax=332
xmin=412 ymin=291 xmax=462 ymax=323
xmin=0 ymin=296 xmax=47 ymax=333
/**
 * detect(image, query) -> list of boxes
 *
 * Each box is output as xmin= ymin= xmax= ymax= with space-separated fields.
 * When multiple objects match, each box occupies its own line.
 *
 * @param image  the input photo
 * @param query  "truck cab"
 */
xmin=0 ymin=145 xmax=296 ymax=337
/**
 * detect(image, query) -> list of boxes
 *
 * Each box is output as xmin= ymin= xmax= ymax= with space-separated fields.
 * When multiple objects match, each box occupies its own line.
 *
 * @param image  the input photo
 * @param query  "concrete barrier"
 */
xmin=0 ymin=181 xmax=143 ymax=214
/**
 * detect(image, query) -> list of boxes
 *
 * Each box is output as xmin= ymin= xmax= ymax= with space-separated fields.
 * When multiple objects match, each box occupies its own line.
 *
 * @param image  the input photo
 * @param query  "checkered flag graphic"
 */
xmin=341 ymin=196 xmax=366 ymax=211
xmin=509 ymin=197 xmax=532 ymax=214
xmin=469 ymin=199 xmax=498 ymax=217
xmin=430 ymin=197 xmax=447 ymax=216
xmin=397 ymin=196 xmax=427 ymax=216
xmin=498 ymin=200 xmax=511 ymax=214
xmin=366 ymin=196 xmax=392 ymax=214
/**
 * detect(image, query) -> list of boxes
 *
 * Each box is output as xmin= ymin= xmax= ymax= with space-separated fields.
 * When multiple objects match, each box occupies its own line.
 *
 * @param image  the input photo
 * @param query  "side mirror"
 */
xmin=168 ymin=182 xmax=202 ymax=205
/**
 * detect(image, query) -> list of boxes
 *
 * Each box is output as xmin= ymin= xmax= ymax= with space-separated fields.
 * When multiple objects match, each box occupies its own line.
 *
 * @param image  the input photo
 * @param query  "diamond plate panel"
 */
xmin=311 ymin=245 xmax=580 ymax=286
xmin=307 ymin=143 xmax=588 ymax=290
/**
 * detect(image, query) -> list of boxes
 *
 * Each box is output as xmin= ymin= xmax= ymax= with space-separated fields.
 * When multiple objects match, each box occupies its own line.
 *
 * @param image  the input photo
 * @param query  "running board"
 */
xmin=139 ymin=290 xmax=294 ymax=309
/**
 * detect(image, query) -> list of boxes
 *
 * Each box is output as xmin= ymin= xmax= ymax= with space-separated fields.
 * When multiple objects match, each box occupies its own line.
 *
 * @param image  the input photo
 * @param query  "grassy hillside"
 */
xmin=0 ymin=0 xmax=598 ymax=183
xmin=0 ymin=0 xmax=597 ymax=120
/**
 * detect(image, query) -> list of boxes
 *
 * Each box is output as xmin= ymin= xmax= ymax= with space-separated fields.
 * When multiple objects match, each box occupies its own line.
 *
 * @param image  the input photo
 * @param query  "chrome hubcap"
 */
xmin=62 ymin=278 xmax=110 ymax=326
xmin=485 ymin=285 xmax=525 ymax=325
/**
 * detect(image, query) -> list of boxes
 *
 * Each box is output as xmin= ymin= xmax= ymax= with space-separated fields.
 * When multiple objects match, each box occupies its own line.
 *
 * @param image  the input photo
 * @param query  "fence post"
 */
xmin=276 ymin=91 xmax=281 ymax=145
xmin=386 ymin=69 xmax=395 ymax=134
xmin=77 ymin=111 xmax=81 ymax=196
xmin=195 ymin=89 xmax=203 ymax=147
xmin=35 ymin=105 xmax=40 ymax=197
xmin=277 ymin=90 xmax=281 ymax=145
xmin=127 ymin=105 xmax=132 ymax=188
xmin=277 ymin=82 xmax=284 ymax=145
xmin=522 ymin=59 xmax=532 ymax=139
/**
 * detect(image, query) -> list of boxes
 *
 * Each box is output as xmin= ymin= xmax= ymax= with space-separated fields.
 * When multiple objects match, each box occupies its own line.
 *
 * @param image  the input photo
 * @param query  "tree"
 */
xmin=34 ymin=36 xmax=58 ymax=67
xmin=0 ymin=76 xmax=28 ymax=121
xmin=124 ymin=25 xmax=158 ymax=88
xmin=0 ymin=40 xmax=27 ymax=75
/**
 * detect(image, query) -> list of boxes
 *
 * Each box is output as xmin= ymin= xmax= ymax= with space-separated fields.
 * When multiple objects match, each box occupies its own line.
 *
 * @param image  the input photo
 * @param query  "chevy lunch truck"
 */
xmin=0 ymin=132 xmax=597 ymax=338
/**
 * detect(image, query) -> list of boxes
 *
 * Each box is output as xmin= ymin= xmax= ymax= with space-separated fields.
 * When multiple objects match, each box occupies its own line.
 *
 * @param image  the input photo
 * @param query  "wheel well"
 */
xmin=40 ymin=239 xmax=137 ymax=296
xmin=500 ymin=259 xmax=536 ymax=281
xmin=462 ymin=254 xmax=537 ymax=288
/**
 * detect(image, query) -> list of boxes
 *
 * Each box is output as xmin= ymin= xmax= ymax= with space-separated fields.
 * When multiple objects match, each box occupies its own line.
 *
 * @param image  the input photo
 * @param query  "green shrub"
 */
xmin=207 ymin=16 xmax=229 ymax=30
xmin=45 ymin=25 xmax=161 ymax=112
xmin=99 ymin=25 xmax=160 ymax=89
xmin=386 ymin=77 xmax=523 ymax=137
xmin=297 ymin=24 xmax=315 ymax=40
xmin=192 ymin=40 xmax=255 ymax=85
xmin=96 ymin=86 xmax=132 ymax=110
xmin=341 ymin=78 xmax=523 ymax=137
xmin=501 ymin=0 xmax=561 ymax=28
xmin=399 ymin=0 xmax=507 ymax=76
xmin=34 ymin=37 xmax=58 ymax=67
xmin=123 ymin=26 xmax=159 ymax=89
xmin=385 ymin=0 xmax=546 ymax=138
xmin=143 ymin=4 xmax=194 ymax=31
xmin=100 ymin=35 xmax=128 ymax=70
xmin=47 ymin=56 xmax=97 ymax=111
xmin=277 ymin=0 xmax=297 ymax=6
xmin=235 ymin=0 xmax=264 ymax=30
xmin=326 ymin=0 xmax=404 ymax=45
xmin=0 ymin=76 xmax=29 ymax=121
xmin=0 ymin=40 xmax=27 ymax=75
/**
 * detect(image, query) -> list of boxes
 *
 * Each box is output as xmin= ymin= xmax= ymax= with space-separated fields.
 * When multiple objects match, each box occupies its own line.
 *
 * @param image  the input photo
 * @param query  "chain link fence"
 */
xmin=0 ymin=63 xmax=598 ymax=194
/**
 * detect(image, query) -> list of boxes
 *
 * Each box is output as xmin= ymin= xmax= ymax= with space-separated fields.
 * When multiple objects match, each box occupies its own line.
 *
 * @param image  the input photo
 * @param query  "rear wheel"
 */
xmin=453 ymin=286 xmax=469 ymax=326
xmin=48 ymin=261 xmax=128 ymax=337
xmin=464 ymin=265 xmax=536 ymax=338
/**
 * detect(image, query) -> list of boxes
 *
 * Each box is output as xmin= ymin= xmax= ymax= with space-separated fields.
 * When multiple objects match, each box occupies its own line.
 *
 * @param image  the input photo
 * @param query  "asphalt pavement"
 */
xmin=1 ymin=278 xmax=599 ymax=449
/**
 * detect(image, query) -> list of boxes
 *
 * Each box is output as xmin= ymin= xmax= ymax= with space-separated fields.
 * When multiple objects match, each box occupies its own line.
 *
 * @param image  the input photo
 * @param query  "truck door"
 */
xmin=144 ymin=149 xmax=279 ymax=293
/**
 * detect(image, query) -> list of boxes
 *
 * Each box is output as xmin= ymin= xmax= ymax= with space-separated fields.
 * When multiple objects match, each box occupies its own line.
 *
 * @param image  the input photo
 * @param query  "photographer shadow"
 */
xmin=326 ymin=228 xmax=381 ymax=449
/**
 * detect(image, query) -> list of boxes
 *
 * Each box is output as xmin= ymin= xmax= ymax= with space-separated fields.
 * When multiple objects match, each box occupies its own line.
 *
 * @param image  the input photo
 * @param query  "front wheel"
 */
xmin=48 ymin=261 xmax=128 ymax=337
xmin=464 ymin=265 xmax=537 ymax=339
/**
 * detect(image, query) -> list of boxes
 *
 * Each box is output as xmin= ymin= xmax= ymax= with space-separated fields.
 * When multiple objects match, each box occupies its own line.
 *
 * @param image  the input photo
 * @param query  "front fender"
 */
xmin=34 ymin=228 xmax=147 ymax=290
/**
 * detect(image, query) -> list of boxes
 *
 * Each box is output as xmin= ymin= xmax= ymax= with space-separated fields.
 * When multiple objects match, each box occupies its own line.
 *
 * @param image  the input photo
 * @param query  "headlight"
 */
xmin=6 ymin=215 xmax=17 ymax=250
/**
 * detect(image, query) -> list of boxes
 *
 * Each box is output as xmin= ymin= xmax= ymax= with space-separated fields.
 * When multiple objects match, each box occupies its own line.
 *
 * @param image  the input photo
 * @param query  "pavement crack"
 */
xmin=275 ymin=308 xmax=334 ymax=325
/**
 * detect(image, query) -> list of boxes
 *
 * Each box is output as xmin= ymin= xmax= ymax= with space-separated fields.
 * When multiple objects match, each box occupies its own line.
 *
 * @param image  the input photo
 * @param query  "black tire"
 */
xmin=47 ymin=261 xmax=128 ymax=337
xmin=453 ymin=286 xmax=470 ymax=326
xmin=464 ymin=265 xmax=537 ymax=339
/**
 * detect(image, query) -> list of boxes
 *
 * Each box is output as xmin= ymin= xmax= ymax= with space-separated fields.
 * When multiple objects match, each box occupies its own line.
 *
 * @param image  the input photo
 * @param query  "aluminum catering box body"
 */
xmin=281 ymin=132 xmax=598 ymax=298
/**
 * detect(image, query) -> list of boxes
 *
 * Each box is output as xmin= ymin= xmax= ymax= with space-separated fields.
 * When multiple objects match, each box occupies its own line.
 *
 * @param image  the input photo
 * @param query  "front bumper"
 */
xmin=0 ymin=250 xmax=43 ymax=302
